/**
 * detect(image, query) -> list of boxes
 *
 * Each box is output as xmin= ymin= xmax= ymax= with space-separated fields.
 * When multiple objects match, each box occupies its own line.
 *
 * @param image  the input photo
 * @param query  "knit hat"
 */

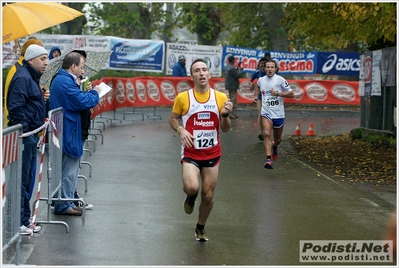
xmin=24 ymin=44 xmax=48 ymax=61
xmin=178 ymin=55 xmax=186 ymax=60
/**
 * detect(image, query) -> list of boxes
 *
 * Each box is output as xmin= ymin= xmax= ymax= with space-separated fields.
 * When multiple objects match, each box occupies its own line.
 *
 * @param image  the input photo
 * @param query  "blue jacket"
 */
xmin=251 ymin=70 xmax=266 ymax=81
xmin=7 ymin=60 xmax=46 ymax=133
xmin=49 ymin=69 xmax=99 ymax=158
xmin=172 ymin=61 xmax=187 ymax=77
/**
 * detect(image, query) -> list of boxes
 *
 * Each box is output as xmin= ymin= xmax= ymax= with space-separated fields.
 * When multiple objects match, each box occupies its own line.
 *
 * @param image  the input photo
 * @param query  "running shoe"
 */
xmin=258 ymin=133 xmax=264 ymax=141
xmin=264 ymin=159 xmax=274 ymax=169
xmin=76 ymin=200 xmax=94 ymax=210
xmin=29 ymin=224 xmax=42 ymax=233
xmin=20 ymin=225 xmax=33 ymax=235
xmin=195 ymin=228 xmax=209 ymax=242
xmin=272 ymin=143 xmax=278 ymax=161
xmin=184 ymin=193 xmax=198 ymax=214
xmin=20 ymin=224 xmax=42 ymax=235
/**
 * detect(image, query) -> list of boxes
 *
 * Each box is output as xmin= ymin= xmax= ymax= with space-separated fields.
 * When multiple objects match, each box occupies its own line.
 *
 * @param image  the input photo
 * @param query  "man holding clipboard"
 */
xmin=49 ymin=52 xmax=101 ymax=216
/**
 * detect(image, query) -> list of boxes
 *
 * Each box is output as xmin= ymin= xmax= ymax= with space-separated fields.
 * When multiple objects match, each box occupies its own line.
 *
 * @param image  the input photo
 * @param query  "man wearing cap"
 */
xmin=4 ymin=38 xmax=44 ymax=208
xmin=7 ymin=44 xmax=49 ymax=235
xmin=172 ymin=55 xmax=188 ymax=77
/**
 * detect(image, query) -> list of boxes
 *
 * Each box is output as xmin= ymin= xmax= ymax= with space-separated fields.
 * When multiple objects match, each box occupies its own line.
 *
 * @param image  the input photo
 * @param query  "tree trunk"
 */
xmin=264 ymin=5 xmax=288 ymax=51
xmin=59 ymin=3 xmax=87 ymax=34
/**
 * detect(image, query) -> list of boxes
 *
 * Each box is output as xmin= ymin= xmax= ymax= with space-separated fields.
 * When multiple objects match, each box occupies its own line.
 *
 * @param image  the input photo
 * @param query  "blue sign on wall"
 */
xmin=109 ymin=37 xmax=164 ymax=72
xmin=317 ymin=52 xmax=360 ymax=76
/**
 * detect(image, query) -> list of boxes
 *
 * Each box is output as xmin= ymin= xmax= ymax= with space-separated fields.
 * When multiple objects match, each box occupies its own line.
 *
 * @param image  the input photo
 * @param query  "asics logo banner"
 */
xmin=319 ymin=52 xmax=360 ymax=75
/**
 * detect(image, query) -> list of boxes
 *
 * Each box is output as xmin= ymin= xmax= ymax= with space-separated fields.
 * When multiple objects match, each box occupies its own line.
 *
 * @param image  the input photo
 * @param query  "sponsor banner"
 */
xmin=165 ymin=43 xmax=222 ymax=77
xmin=370 ymin=50 xmax=382 ymax=96
xmin=300 ymin=240 xmax=393 ymax=263
xmin=109 ymin=37 xmax=164 ymax=72
xmin=2 ymin=34 xmax=109 ymax=69
xmin=271 ymin=51 xmax=318 ymax=75
xmin=222 ymin=46 xmax=318 ymax=75
xmin=34 ymin=34 xmax=109 ymax=51
xmin=2 ymin=34 xmax=392 ymax=81
xmin=317 ymin=52 xmax=360 ymax=76
xmin=223 ymin=46 xmax=269 ymax=74
xmin=90 ymin=77 xmax=360 ymax=118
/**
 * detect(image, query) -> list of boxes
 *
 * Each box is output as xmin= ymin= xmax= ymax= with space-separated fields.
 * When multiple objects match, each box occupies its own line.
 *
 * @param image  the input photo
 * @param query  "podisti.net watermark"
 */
xmin=300 ymin=240 xmax=393 ymax=263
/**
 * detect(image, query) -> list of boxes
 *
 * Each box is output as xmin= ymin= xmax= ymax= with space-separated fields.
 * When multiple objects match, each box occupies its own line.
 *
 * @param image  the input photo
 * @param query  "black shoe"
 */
xmin=73 ymin=192 xmax=81 ymax=207
xmin=184 ymin=193 xmax=198 ymax=214
xmin=195 ymin=228 xmax=208 ymax=241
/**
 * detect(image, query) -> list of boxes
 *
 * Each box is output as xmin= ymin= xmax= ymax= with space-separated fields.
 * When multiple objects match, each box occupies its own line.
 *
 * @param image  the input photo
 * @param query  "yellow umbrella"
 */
xmin=2 ymin=2 xmax=84 ymax=44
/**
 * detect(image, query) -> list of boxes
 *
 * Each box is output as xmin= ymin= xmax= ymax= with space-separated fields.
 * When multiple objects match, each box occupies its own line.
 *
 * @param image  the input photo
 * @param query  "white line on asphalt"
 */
xmin=284 ymin=149 xmax=385 ymax=208
xmin=15 ymin=243 xmax=35 ymax=265
xmin=285 ymin=152 xmax=349 ymax=191
xmin=359 ymin=197 xmax=380 ymax=207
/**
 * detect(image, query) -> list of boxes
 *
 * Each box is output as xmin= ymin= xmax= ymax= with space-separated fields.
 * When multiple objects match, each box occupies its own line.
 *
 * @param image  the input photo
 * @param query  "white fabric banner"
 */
xmin=165 ymin=42 xmax=222 ymax=77
xmin=2 ymin=34 xmax=110 ymax=69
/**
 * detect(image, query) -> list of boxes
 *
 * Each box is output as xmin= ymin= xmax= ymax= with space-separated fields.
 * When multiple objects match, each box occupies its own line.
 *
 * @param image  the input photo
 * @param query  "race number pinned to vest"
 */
xmin=193 ymin=129 xmax=218 ymax=149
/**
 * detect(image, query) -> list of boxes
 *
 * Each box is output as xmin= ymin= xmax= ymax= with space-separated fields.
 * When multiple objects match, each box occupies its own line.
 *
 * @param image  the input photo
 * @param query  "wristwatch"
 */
xmin=276 ymin=92 xmax=280 ymax=97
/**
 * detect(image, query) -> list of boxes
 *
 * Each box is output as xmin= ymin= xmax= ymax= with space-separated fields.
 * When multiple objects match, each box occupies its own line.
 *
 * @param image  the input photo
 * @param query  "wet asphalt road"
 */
xmin=4 ymin=106 xmax=396 ymax=266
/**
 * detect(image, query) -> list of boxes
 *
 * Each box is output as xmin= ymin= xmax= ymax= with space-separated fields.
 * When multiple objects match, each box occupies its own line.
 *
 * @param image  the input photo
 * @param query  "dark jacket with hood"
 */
xmin=49 ymin=46 xmax=61 ymax=60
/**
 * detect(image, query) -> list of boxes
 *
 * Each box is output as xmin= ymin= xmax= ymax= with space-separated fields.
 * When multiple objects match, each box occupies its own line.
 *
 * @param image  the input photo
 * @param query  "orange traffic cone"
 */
xmin=306 ymin=123 xmax=316 ymax=136
xmin=294 ymin=123 xmax=301 ymax=136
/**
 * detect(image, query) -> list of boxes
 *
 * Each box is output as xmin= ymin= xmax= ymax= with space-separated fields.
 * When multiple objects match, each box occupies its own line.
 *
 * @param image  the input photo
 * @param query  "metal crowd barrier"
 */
xmin=2 ymin=124 xmax=22 ymax=265
xmin=36 ymin=107 xmax=86 ymax=233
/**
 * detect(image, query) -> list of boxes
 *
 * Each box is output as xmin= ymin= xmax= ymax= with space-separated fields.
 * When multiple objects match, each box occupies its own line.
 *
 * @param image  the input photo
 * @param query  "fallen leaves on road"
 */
xmin=288 ymin=134 xmax=397 ymax=186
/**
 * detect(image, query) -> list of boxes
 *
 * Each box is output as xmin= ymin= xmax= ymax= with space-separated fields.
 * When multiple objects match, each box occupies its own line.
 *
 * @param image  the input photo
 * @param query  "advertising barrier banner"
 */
xmin=3 ymin=34 xmax=364 ymax=77
xmin=90 ymin=77 xmax=360 ymax=118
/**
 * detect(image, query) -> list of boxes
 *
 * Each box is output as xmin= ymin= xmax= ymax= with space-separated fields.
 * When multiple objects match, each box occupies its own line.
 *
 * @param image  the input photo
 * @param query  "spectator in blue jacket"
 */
xmin=172 ymin=55 xmax=187 ymax=77
xmin=49 ymin=52 xmax=101 ymax=216
xmin=250 ymin=57 xmax=267 ymax=140
xmin=7 ymin=44 xmax=49 ymax=235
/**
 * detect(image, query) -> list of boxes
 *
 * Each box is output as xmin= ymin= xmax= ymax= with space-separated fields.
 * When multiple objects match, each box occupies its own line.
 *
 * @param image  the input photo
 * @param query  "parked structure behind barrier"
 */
xmin=2 ymin=124 xmax=22 ymax=265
